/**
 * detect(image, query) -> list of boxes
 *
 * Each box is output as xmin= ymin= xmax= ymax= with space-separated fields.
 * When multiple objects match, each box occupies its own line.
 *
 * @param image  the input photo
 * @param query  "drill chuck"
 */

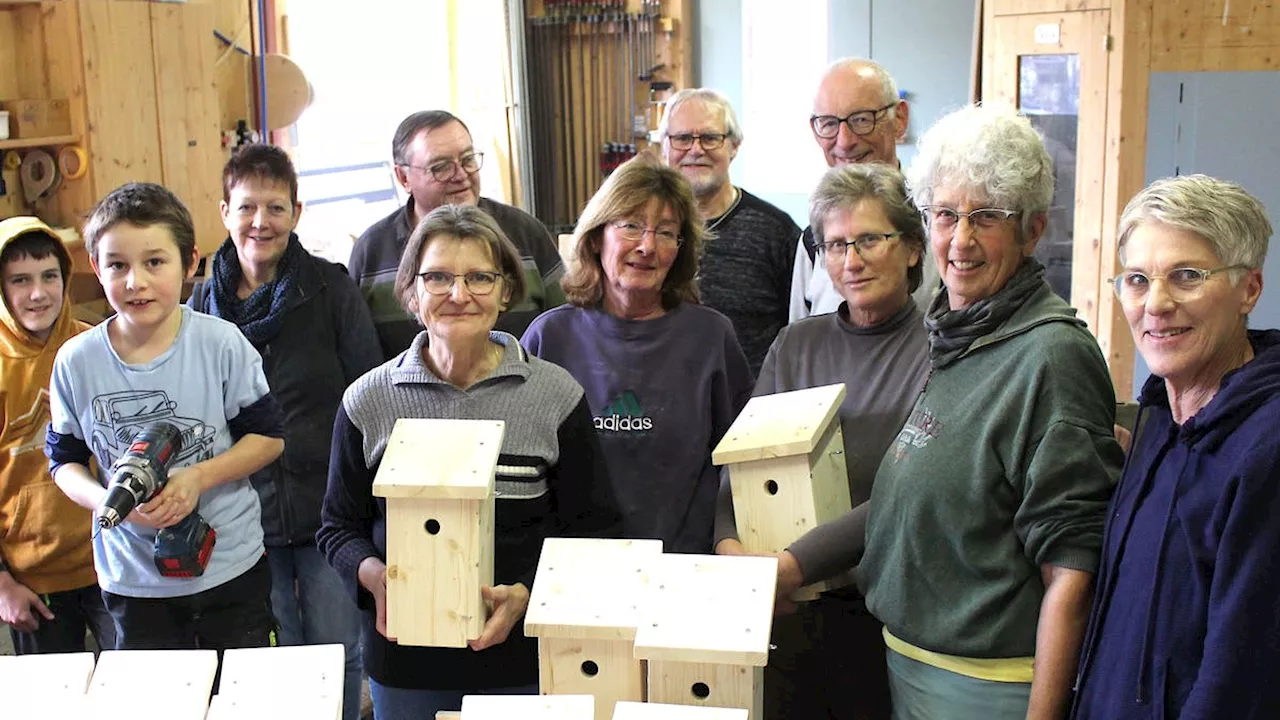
xmin=95 ymin=422 xmax=183 ymax=529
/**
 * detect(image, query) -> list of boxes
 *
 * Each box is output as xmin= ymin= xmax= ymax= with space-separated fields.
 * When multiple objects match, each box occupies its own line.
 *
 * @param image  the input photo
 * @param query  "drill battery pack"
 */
xmin=154 ymin=514 xmax=217 ymax=578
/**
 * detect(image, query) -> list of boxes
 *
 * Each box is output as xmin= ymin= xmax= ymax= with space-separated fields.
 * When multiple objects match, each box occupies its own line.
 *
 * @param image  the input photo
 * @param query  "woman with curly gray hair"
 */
xmin=857 ymin=104 xmax=1123 ymax=720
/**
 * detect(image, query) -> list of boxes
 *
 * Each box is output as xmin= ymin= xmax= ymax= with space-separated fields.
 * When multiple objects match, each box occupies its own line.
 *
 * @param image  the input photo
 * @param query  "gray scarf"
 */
xmin=924 ymin=257 xmax=1047 ymax=369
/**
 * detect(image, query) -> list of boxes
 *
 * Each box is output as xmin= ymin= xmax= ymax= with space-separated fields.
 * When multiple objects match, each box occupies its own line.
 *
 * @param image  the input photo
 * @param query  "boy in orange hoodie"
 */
xmin=0 ymin=217 xmax=113 ymax=654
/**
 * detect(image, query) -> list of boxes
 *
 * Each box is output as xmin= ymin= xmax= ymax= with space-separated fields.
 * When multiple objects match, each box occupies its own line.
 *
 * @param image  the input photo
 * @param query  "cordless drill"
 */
xmin=95 ymin=422 xmax=217 ymax=578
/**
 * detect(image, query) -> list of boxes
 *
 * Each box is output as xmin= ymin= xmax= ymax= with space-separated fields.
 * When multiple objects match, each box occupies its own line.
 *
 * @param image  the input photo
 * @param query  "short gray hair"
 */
xmin=658 ymin=88 xmax=744 ymax=145
xmin=809 ymin=163 xmax=927 ymax=293
xmin=821 ymin=58 xmax=900 ymax=119
xmin=1118 ymin=174 xmax=1271 ymax=269
xmin=907 ymin=103 xmax=1053 ymax=239
xmin=392 ymin=110 xmax=469 ymax=165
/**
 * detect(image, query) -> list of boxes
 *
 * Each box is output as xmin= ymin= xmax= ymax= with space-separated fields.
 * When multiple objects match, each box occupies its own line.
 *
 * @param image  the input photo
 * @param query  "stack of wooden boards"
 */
xmin=0 ymin=643 xmax=344 ymax=720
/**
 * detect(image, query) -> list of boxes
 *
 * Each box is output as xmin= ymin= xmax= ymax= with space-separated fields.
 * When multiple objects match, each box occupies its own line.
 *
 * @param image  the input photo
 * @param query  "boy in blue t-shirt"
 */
xmin=46 ymin=182 xmax=285 ymax=650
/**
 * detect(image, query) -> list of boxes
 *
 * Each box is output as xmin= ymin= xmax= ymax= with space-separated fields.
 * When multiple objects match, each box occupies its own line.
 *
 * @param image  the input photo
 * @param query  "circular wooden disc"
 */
xmin=263 ymin=53 xmax=313 ymax=130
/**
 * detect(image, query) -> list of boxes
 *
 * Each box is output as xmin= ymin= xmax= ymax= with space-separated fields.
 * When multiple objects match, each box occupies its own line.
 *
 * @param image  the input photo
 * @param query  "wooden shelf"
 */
xmin=0 ymin=134 xmax=79 ymax=150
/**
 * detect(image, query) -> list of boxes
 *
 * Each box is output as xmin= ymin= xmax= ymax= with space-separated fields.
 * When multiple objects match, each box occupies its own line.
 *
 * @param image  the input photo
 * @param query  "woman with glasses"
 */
xmin=317 ymin=204 xmax=622 ymax=720
xmin=522 ymin=156 xmax=753 ymax=554
xmin=857 ymin=104 xmax=1122 ymax=720
xmin=1070 ymin=175 xmax=1280 ymax=719
xmin=715 ymin=162 xmax=929 ymax=720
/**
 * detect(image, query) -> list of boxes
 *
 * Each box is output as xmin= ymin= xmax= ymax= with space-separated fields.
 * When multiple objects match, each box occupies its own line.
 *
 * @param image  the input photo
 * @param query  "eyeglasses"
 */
xmin=810 ymin=103 xmax=897 ymax=139
xmin=819 ymin=232 xmax=902 ymax=261
xmin=667 ymin=132 xmax=728 ymax=151
xmin=920 ymin=206 xmax=1021 ymax=235
xmin=416 ymin=270 xmax=504 ymax=296
xmin=1109 ymin=265 xmax=1248 ymax=304
xmin=401 ymin=152 xmax=485 ymax=182
xmin=609 ymin=220 xmax=683 ymax=247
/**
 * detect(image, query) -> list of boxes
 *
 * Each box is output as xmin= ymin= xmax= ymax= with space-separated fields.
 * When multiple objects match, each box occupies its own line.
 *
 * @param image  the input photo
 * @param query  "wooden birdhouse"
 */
xmin=460 ymin=693 xmax=595 ymax=719
xmin=613 ymin=701 xmax=748 ymax=720
xmin=525 ymin=537 xmax=664 ymax=719
xmin=217 ymin=644 xmax=345 ymax=719
xmin=632 ymin=554 xmax=777 ymax=720
xmin=2 ymin=651 xmax=96 ymax=717
xmin=711 ymin=384 xmax=851 ymax=597
xmin=372 ymin=418 xmax=505 ymax=648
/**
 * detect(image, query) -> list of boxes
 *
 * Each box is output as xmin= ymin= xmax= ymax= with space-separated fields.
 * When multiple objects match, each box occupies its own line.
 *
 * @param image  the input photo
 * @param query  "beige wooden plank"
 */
xmin=539 ymin=636 xmax=646 ymax=719
xmin=206 ymin=693 xmax=341 ymax=720
xmin=79 ymin=0 xmax=163 ymax=193
xmin=0 ymin=651 xmax=96 ymax=697
xmin=711 ymin=384 xmax=846 ymax=465
xmin=87 ymin=649 xmax=217 ymax=720
xmin=646 ymin=663 xmax=762 ymax=720
xmin=150 ymin=1 xmax=226 ymax=256
xmin=1096 ymin=0 xmax=1150 ymax=398
xmin=218 ymin=643 xmax=344 ymax=718
xmin=1151 ymin=0 xmax=1280 ymax=71
xmin=373 ymin=419 xmax=504 ymax=500
xmin=633 ymin=554 xmax=776 ymax=666
xmin=461 ymin=693 xmax=595 ymax=719
xmin=0 ymin=12 xmax=17 ymax=99
xmin=41 ymin=0 xmax=95 ymax=229
xmin=12 ymin=4 xmax=49 ymax=98
xmin=385 ymin=496 xmax=493 ymax=647
xmin=526 ymin=537 xmax=663 ymax=641
xmin=614 ymin=701 xmax=748 ymax=720
xmin=989 ymin=0 xmax=1112 ymax=15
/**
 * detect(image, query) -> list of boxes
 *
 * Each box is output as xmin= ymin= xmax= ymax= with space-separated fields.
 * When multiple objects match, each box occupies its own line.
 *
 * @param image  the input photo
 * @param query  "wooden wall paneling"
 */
xmin=43 ymin=0 xmax=94 ymax=228
xmin=11 ymin=5 xmax=49 ymax=98
xmin=151 ymin=1 xmax=226 ymax=255
xmin=79 ymin=0 xmax=163 ymax=194
xmin=1096 ymin=0 xmax=1151 ymax=398
xmin=0 ymin=12 xmax=18 ymax=100
xmin=1151 ymin=0 xmax=1280 ymax=71
xmin=213 ymin=0 xmax=253 ymax=133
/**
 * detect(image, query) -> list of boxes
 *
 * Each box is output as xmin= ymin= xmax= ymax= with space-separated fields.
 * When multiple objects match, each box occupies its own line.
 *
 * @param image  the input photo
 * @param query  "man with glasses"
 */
xmin=659 ymin=88 xmax=800 ymax=377
xmin=350 ymin=110 xmax=566 ymax=358
xmin=789 ymin=58 xmax=939 ymax=321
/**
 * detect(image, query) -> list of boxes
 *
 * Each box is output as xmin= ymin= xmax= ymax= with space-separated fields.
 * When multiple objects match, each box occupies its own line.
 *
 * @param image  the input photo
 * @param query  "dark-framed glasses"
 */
xmin=810 ymin=103 xmax=896 ymax=139
xmin=819 ymin=232 xmax=903 ymax=260
xmin=920 ymin=206 xmax=1020 ymax=235
xmin=417 ymin=270 xmax=504 ymax=296
xmin=402 ymin=152 xmax=485 ymax=182
xmin=610 ymin=220 xmax=684 ymax=247
xmin=1109 ymin=265 xmax=1249 ymax=304
xmin=667 ymin=132 xmax=728 ymax=151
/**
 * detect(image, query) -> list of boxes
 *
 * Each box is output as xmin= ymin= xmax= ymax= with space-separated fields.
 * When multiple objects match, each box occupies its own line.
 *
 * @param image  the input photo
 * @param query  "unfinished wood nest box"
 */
xmin=633 ymin=554 xmax=777 ymax=719
xmin=712 ymin=383 xmax=850 ymax=596
xmin=373 ymin=418 xmax=505 ymax=648
xmin=217 ymin=644 xmax=345 ymax=719
xmin=525 ymin=537 xmax=664 ymax=719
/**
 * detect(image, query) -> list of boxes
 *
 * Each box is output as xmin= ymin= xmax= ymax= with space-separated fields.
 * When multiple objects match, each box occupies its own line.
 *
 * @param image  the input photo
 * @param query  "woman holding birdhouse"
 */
xmin=316 ymin=204 xmax=623 ymax=720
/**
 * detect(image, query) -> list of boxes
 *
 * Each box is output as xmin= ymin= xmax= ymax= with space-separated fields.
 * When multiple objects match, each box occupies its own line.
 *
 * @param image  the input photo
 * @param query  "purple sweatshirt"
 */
xmin=1071 ymin=329 xmax=1280 ymax=719
xmin=522 ymin=303 xmax=753 ymax=553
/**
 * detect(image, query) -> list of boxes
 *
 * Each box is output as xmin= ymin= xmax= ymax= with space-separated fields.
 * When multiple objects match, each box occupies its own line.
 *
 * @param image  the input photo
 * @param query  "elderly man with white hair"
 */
xmin=790 ymin=58 xmax=939 ymax=321
xmin=659 ymin=88 xmax=800 ymax=377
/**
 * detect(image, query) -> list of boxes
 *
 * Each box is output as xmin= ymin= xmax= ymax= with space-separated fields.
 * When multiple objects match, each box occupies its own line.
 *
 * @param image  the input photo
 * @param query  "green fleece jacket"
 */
xmin=860 ymin=284 xmax=1122 ymax=659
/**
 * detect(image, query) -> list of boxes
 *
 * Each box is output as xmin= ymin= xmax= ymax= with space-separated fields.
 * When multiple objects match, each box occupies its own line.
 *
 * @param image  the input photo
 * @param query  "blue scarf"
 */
xmin=207 ymin=233 xmax=303 ymax=348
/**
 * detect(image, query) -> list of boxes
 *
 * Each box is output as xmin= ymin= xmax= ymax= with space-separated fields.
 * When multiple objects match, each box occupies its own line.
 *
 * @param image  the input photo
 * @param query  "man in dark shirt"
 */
xmin=349 ymin=111 xmax=566 ymax=358
xmin=659 ymin=89 xmax=800 ymax=377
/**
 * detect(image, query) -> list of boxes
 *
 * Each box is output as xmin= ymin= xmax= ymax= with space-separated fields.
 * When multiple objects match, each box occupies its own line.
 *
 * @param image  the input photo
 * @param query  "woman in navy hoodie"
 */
xmin=1071 ymin=174 xmax=1280 ymax=719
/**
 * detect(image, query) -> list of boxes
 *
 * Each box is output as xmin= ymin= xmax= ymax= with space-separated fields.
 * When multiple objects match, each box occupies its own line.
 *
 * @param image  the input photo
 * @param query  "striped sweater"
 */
xmin=317 ymin=330 xmax=622 ymax=690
